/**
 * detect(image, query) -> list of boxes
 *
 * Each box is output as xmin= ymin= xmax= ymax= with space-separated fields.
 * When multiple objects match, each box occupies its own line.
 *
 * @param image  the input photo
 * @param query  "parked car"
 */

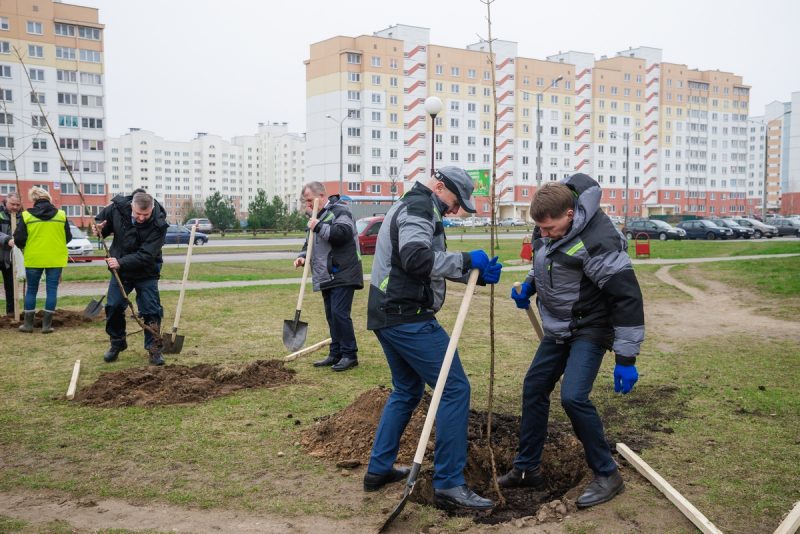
xmin=165 ymin=224 xmax=209 ymax=245
xmin=184 ymin=218 xmax=213 ymax=233
xmin=708 ymin=218 xmax=754 ymax=239
xmin=676 ymin=220 xmax=734 ymax=240
xmin=443 ymin=217 xmax=464 ymax=227
xmin=356 ymin=216 xmax=383 ymax=255
xmin=470 ymin=216 xmax=491 ymax=227
xmin=728 ymin=218 xmax=778 ymax=239
xmin=622 ymin=219 xmax=685 ymax=241
xmin=770 ymin=217 xmax=800 ymax=237
xmin=498 ymin=217 xmax=525 ymax=227
xmin=609 ymin=215 xmax=625 ymax=226
xmin=67 ymin=226 xmax=96 ymax=262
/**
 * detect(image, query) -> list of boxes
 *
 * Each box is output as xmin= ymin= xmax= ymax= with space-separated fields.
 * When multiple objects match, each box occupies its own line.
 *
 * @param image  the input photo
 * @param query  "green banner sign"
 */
xmin=466 ymin=169 xmax=491 ymax=196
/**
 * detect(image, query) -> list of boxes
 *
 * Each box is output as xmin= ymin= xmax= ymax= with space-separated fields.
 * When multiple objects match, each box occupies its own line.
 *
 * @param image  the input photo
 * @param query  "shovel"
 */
xmin=513 ymin=282 xmax=544 ymax=340
xmin=282 ymin=198 xmax=319 ymax=351
xmin=378 ymin=269 xmax=480 ymax=533
xmin=163 ymin=223 xmax=198 ymax=353
xmin=83 ymin=293 xmax=105 ymax=319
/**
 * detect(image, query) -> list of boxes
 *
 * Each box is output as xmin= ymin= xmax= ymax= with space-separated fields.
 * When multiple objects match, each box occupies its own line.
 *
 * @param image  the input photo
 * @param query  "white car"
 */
xmin=67 ymin=226 xmax=96 ymax=262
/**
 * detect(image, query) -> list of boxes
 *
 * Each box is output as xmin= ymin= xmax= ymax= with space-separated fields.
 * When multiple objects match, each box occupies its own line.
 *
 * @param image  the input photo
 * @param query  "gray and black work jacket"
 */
xmin=367 ymin=182 xmax=480 ymax=331
xmin=298 ymin=195 xmax=363 ymax=291
xmin=525 ymin=173 xmax=645 ymax=364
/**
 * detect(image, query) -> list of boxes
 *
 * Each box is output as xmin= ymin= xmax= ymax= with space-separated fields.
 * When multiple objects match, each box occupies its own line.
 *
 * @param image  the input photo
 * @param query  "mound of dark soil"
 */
xmin=301 ymin=387 xmax=589 ymax=523
xmin=0 ymin=309 xmax=98 ymax=329
xmin=75 ymin=360 xmax=295 ymax=407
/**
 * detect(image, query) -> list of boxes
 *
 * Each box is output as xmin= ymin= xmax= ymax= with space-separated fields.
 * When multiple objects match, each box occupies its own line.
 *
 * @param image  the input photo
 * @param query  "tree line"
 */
xmin=182 ymin=190 xmax=306 ymax=235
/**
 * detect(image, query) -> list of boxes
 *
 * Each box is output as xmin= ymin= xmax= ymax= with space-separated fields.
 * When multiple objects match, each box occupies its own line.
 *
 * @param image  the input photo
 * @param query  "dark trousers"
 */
xmin=514 ymin=337 xmax=617 ymax=476
xmin=368 ymin=319 xmax=470 ymax=489
xmin=1 ymin=264 xmax=13 ymax=313
xmin=322 ymin=286 xmax=358 ymax=360
xmin=105 ymin=276 xmax=163 ymax=350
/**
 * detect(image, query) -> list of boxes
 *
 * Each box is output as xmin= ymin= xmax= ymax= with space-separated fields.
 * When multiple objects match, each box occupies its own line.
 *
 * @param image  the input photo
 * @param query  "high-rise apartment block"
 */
xmin=306 ymin=25 xmax=756 ymax=220
xmin=0 ymin=0 xmax=106 ymax=226
xmin=106 ymin=123 xmax=306 ymax=223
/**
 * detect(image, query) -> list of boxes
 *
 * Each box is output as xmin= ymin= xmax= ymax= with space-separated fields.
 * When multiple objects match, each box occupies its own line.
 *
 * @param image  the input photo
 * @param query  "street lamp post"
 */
xmin=424 ymin=96 xmax=443 ymax=177
xmin=530 ymin=76 xmax=563 ymax=190
xmin=325 ymin=114 xmax=347 ymax=196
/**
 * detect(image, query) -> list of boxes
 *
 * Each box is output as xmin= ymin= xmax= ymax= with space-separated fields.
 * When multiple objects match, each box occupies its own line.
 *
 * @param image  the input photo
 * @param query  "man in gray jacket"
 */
xmin=294 ymin=182 xmax=363 ymax=372
xmin=0 ymin=192 xmax=22 ymax=316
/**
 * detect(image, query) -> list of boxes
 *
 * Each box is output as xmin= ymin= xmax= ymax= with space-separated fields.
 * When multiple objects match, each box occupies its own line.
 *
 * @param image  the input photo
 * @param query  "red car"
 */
xmin=356 ymin=216 xmax=384 ymax=255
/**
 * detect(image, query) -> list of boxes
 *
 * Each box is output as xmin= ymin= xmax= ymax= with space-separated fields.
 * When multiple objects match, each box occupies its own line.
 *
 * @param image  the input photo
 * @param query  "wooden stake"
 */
xmin=66 ymin=360 xmax=81 ymax=400
xmin=283 ymin=338 xmax=331 ymax=362
xmin=616 ymin=443 xmax=722 ymax=534
xmin=774 ymin=501 xmax=800 ymax=534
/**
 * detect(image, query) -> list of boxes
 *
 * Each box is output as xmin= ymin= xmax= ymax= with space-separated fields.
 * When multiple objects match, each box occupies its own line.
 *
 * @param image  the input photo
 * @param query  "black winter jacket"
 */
xmin=94 ymin=190 xmax=168 ymax=281
xmin=0 ymin=203 xmax=21 ymax=269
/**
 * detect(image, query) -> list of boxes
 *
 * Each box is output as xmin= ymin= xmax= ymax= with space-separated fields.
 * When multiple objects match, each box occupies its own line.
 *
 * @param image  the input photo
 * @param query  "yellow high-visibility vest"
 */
xmin=21 ymin=209 xmax=69 ymax=268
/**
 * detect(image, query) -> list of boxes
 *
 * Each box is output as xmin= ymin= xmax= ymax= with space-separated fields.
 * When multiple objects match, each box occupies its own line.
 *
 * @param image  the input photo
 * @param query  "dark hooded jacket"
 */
xmin=525 ymin=173 xmax=644 ymax=364
xmin=94 ymin=189 xmax=168 ymax=281
xmin=13 ymin=199 xmax=72 ymax=249
xmin=0 ymin=202 xmax=22 ymax=269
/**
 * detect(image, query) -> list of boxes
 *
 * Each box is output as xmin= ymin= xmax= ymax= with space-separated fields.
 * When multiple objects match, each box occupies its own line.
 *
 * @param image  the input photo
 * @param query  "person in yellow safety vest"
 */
xmin=13 ymin=186 xmax=72 ymax=333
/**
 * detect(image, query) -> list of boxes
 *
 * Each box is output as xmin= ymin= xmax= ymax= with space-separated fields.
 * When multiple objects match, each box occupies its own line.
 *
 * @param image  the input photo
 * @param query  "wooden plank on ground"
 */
xmin=774 ymin=501 xmax=800 ymax=534
xmin=616 ymin=443 xmax=723 ymax=534
xmin=283 ymin=338 xmax=332 ymax=362
xmin=66 ymin=360 xmax=81 ymax=400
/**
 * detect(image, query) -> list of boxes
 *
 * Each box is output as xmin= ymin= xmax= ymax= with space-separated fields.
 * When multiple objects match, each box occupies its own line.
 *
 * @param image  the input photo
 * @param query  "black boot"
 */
xmin=313 ymin=355 xmax=340 ymax=367
xmin=576 ymin=470 xmax=624 ymax=508
xmin=103 ymin=339 xmax=128 ymax=363
xmin=433 ymin=485 xmax=495 ymax=511
xmin=148 ymin=348 xmax=165 ymax=366
xmin=363 ymin=466 xmax=410 ymax=492
xmin=41 ymin=310 xmax=55 ymax=334
xmin=331 ymin=357 xmax=358 ymax=372
xmin=18 ymin=310 xmax=34 ymax=333
xmin=497 ymin=467 xmax=546 ymax=489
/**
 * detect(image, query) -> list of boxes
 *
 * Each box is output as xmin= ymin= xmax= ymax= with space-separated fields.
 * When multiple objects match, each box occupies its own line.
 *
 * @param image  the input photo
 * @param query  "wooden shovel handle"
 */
xmin=514 ymin=281 xmax=544 ymax=341
xmin=9 ymin=215 xmax=20 ymax=321
xmin=171 ymin=223 xmax=197 ymax=339
xmin=296 ymin=198 xmax=319 ymax=311
xmin=412 ymin=269 xmax=480 ymax=465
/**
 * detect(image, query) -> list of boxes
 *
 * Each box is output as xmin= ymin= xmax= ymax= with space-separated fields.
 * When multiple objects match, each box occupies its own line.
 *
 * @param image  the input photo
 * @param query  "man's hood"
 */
xmin=28 ymin=199 xmax=59 ymax=220
xmin=556 ymin=173 xmax=602 ymax=244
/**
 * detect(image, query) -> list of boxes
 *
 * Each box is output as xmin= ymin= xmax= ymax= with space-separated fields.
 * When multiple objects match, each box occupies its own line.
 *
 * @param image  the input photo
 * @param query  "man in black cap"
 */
xmin=362 ymin=166 xmax=503 ymax=511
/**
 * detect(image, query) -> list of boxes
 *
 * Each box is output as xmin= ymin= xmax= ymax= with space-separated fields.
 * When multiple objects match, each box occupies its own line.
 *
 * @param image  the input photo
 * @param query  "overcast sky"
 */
xmin=84 ymin=0 xmax=799 ymax=141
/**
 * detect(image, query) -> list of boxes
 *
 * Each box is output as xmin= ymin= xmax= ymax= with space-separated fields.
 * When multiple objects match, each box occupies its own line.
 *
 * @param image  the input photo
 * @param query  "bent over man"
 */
xmin=94 ymin=189 xmax=169 ymax=366
xmin=364 ymin=166 xmax=503 ymax=511
xmin=503 ymin=174 xmax=644 ymax=508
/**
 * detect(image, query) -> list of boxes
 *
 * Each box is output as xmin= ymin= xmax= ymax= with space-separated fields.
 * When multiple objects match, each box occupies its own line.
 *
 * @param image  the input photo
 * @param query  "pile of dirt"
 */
xmin=301 ymin=387 xmax=589 ymax=523
xmin=75 ymin=360 xmax=295 ymax=407
xmin=0 ymin=309 xmax=98 ymax=329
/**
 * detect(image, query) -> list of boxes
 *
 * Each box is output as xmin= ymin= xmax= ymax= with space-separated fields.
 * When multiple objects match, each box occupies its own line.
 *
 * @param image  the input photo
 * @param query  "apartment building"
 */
xmin=106 ymin=123 xmax=306 ymax=223
xmin=306 ymin=25 xmax=753 ymax=220
xmin=748 ymin=96 xmax=796 ymax=215
xmin=0 ymin=0 xmax=105 ymax=226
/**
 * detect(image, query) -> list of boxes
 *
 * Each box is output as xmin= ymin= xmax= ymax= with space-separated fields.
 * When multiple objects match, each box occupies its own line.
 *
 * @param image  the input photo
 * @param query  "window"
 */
xmin=60 ymin=138 xmax=80 ymax=150
xmin=0 ymin=42 xmax=9 ymax=54
xmin=0 ymin=160 xmax=14 ymax=172
xmin=83 ymin=183 xmax=105 ymax=195
xmin=32 ymin=138 xmax=46 ymax=150
xmin=370 ymin=184 xmax=381 ymax=193
xmin=80 ymin=71 xmax=101 ymax=84
xmin=78 ymin=26 xmax=101 ymax=40
xmin=59 ymin=115 xmax=79 ymax=127
xmin=58 ymin=92 xmax=78 ymax=105
xmin=346 ymin=127 xmax=360 ymax=137
xmin=0 ymin=65 xmax=9 ymax=78
xmin=56 ymin=47 xmax=76 ymax=60
xmin=0 ymin=17 xmax=8 ymax=30
xmin=57 ymin=69 xmax=77 ymax=82
xmin=346 ymin=53 xmax=361 ymax=64
xmin=81 ymin=117 xmax=103 ymax=129
xmin=451 ymin=66 xmax=460 ymax=76
xmin=27 ymin=21 xmax=43 ymax=35
xmin=0 ymin=136 xmax=13 ymax=148
xmin=347 ymin=182 xmax=361 ymax=192
xmin=30 ymin=92 xmax=45 ymax=104
xmin=54 ymin=23 xmax=75 ymax=36
xmin=0 ymin=89 xmax=10 ymax=101
xmin=371 ymin=165 xmax=381 ymax=176
xmin=29 ymin=68 xmax=44 ymax=81
xmin=81 ymin=139 xmax=103 ymax=151
xmin=371 ymin=93 xmax=382 ymax=104
xmin=347 ymin=163 xmax=360 ymax=173
xmin=0 ymin=112 xmax=11 ymax=124
xmin=371 ymin=74 xmax=381 ymax=85
xmin=28 ymin=45 xmax=43 ymax=58
xmin=33 ymin=161 xmax=48 ymax=173
xmin=79 ymin=49 xmax=101 ymax=63
xmin=347 ymin=72 xmax=360 ymax=83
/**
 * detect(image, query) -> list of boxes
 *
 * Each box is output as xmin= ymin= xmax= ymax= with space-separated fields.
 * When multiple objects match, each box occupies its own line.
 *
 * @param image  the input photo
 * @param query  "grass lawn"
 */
xmin=1 ymin=257 xmax=798 ymax=533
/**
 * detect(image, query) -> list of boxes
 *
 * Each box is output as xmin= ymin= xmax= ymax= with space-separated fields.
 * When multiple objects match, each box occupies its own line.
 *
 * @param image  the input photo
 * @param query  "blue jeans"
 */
xmin=514 ymin=337 xmax=617 ymax=476
xmin=322 ymin=286 xmax=358 ymax=360
xmin=105 ymin=276 xmax=163 ymax=350
xmin=24 ymin=267 xmax=62 ymax=311
xmin=368 ymin=320 xmax=470 ymax=489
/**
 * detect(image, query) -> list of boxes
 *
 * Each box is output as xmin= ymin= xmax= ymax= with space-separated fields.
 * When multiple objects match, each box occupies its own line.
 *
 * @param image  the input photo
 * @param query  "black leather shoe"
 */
xmin=363 ymin=466 xmax=410 ymax=492
xmin=576 ymin=470 xmax=624 ymax=508
xmin=313 ymin=355 xmax=340 ymax=367
xmin=497 ymin=467 xmax=546 ymax=489
xmin=149 ymin=350 xmax=165 ymax=366
xmin=433 ymin=485 xmax=495 ymax=511
xmin=331 ymin=357 xmax=358 ymax=372
xmin=103 ymin=340 xmax=128 ymax=363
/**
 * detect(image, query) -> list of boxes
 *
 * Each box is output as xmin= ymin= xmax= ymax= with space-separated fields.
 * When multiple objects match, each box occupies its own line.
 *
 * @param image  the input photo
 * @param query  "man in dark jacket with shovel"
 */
xmin=93 ymin=189 xmax=169 ymax=366
xmin=293 ymin=181 xmax=363 ymax=372
xmin=363 ymin=167 xmax=502 ymax=511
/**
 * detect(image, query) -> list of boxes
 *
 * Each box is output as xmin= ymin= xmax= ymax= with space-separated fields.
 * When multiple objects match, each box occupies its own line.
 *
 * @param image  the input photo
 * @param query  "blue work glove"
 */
xmin=613 ymin=364 xmax=638 ymax=394
xmin=468 ymin=249 xmax=490 ymax=271
xmin=511 ymin=282 xmax=534 ymax=309
xmin=482 ymin=256 xmax=502 ymax=284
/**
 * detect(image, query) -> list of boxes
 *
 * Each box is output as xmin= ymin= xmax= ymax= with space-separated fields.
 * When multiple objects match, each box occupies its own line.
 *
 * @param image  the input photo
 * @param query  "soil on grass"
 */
xmin=75 ymin=360 xmax=295 ymax=407
xmin=0 ymin=309 xmax=98 ymax=329
xmin=302 ymin=387 xmax=590 ymax=524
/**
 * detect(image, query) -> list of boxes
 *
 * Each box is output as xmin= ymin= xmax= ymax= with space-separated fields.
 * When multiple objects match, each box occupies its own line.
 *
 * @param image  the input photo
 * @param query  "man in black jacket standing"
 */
xmin=294 ymin=181 xmax=363 ymax=372
xmin=93 ymin=189 xmax=169 ymax=365
xmin=0 ymin=192 xmax=22 ymax=316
